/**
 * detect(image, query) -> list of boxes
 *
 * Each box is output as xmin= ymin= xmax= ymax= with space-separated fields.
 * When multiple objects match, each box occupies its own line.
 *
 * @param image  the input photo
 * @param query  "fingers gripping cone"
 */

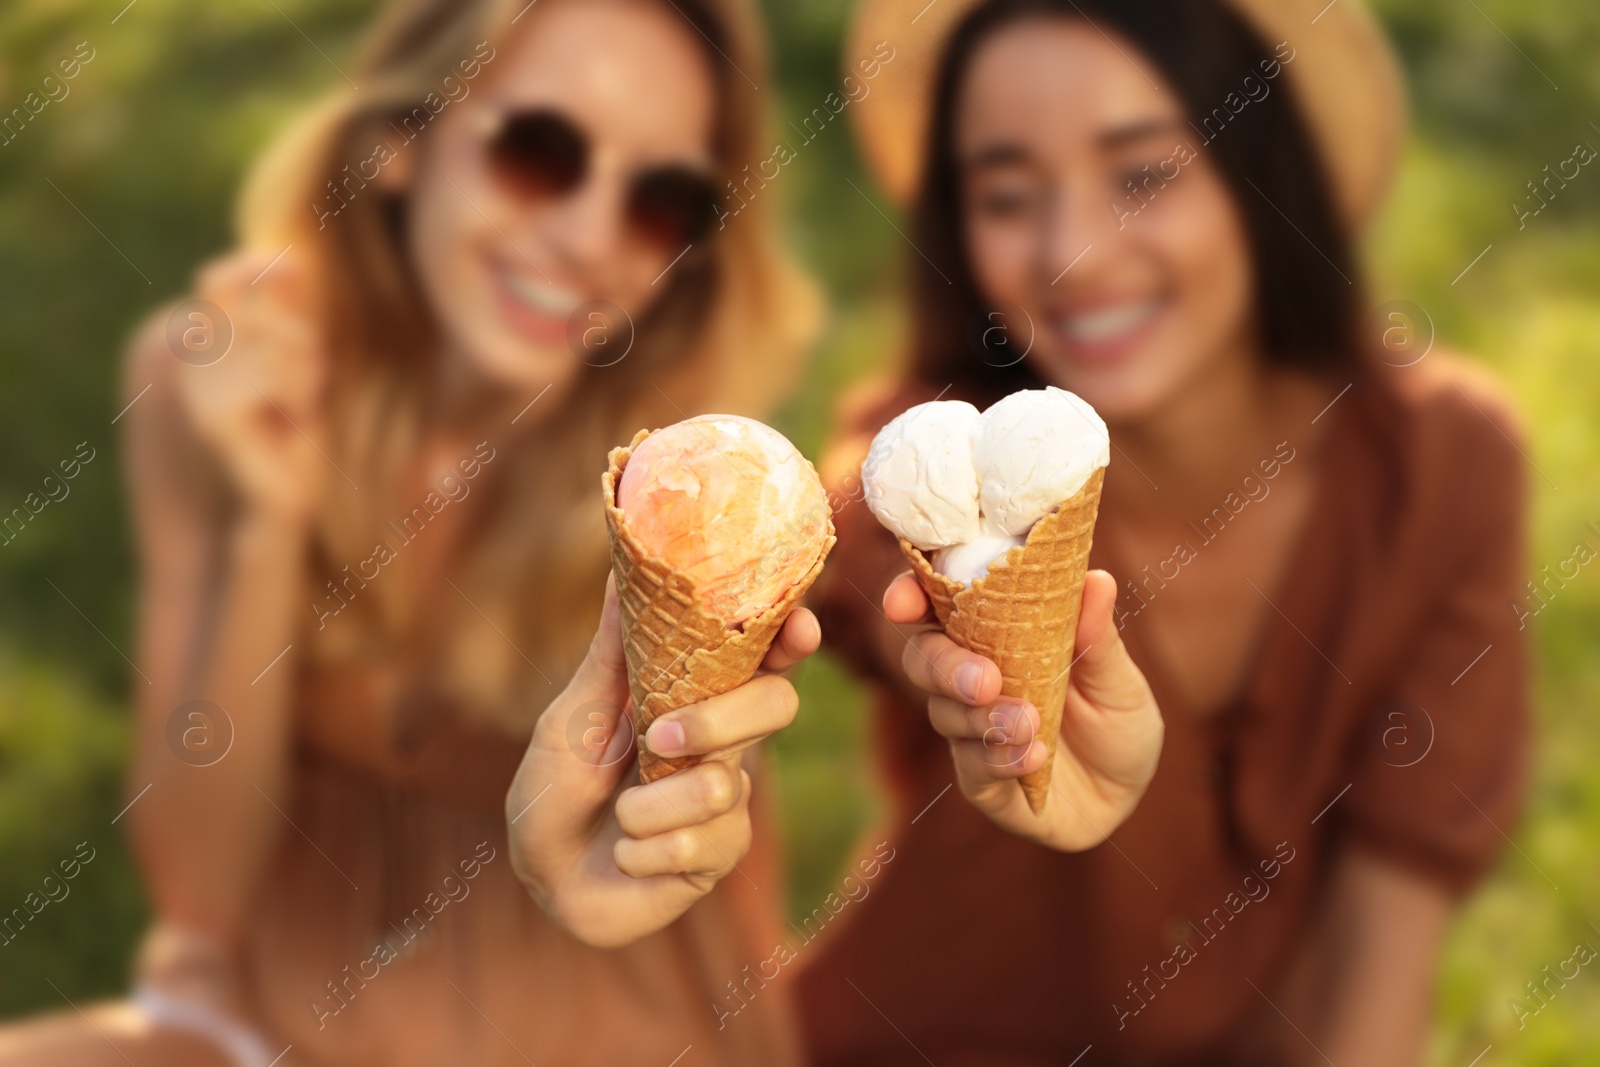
xmin=899 ymin=468 xmax=1104 ymax=814
xmin=603 ymin=430 xmax=835 ymax=783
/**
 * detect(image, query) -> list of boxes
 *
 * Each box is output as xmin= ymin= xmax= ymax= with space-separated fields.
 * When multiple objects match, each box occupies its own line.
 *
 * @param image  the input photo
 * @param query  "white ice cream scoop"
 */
xmin=861 ymin=387 xmax=1109 ymax=584
xmin=931 ymin=519 xmax=1027 ymax=585
xmin=861 ymin=400 xmax=982 ymax=552
xmin=974 ymin=386 xmax=1110 ymax=537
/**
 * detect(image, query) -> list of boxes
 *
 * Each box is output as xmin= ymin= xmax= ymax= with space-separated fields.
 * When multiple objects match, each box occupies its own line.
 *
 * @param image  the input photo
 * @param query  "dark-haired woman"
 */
xmin=802 ymin=0 xmax=1528 ymax=1063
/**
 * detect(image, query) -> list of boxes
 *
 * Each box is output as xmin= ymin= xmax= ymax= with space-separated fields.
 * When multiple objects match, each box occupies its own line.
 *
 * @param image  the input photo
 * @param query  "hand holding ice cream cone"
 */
xmin=862 ymin=387 xmax=1162 ymax=842
xmin=507 ymin=414 xmax=831 ymax=946
xmin=884 ymin=567 xmax=1162 ymax=850
xmin=507 ymin=575 xmax=820 ymax=948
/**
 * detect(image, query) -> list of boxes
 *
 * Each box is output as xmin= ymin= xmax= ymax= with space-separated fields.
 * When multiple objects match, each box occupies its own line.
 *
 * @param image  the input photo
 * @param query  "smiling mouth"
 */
xmin=1054 ymin=298 xmax=1167 ymax=345
xmin=491 ymin=259 xmax=588 ymax=345
xmin=497 ymin=263 xmax=584 ymax=318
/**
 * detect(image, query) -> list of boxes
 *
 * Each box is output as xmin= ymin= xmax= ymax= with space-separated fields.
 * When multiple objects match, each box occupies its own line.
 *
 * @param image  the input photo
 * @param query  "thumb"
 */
xmin=568 ymin=572 xmax=631 ymax=703
xmin=508 ymin=576 xmax=636 ymax=882
xmin=531 ymin=572 xmax=636 ymax=768
xmin=1068 ymin=570 xmax=1153 ymax=714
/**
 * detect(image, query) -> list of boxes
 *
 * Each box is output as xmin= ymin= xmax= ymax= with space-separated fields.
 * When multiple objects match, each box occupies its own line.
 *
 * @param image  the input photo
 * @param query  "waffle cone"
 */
xmin=900 ymin=467 xmax=1104 ymax=814
xmin=603 ymin=430 xmax=836 ymax=783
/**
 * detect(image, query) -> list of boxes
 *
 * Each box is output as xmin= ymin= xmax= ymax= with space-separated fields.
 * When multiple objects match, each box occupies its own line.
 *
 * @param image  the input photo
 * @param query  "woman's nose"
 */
xmin=535 ymin=166 xmax=629 ymax=280
xmin=1040 ymin=173 xmax=1121 ymax=284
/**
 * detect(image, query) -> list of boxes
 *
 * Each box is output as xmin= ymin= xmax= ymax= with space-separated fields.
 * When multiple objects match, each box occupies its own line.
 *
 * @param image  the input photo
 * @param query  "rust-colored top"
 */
xmin=799 ymin=357 xmax=1530 ymax=1065
xmin=227 ymin=687 xmax=800 ymax=1062
xmin=234 ymin=686 xmax=799 ymax=1067
xmin=210 ymin=474 xmax=801 ymax=1065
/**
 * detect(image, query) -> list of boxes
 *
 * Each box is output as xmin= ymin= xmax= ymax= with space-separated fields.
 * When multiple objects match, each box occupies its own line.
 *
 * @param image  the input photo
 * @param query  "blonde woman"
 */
xmin=0 ymin=0 xmax=819 ymax=1064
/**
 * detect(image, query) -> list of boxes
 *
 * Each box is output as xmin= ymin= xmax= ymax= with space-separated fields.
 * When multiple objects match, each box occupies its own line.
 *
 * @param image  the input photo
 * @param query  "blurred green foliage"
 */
xmin=0 ymin=0 xmax=1597 ymax=1060
xmin=0 ymin=653 xmax=144 ymax=1012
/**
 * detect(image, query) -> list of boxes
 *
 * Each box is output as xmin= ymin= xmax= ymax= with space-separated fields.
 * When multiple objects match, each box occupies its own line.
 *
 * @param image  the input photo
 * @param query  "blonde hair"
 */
xmin=235 ymin=0 xmax=820 ymax=727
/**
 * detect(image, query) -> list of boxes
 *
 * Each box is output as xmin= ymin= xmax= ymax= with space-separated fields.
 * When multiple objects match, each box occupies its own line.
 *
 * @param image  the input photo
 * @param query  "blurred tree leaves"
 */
xmin=0 ymin=651 xmax=141 ymax=1013
xmin=0 ymin=0 xmax=373 ymax=691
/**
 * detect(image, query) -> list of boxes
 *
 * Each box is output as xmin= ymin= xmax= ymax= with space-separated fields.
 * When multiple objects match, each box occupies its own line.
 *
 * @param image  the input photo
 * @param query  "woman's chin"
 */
xmin=458 ymin=331 xmax=581 ymax=399
xmin=1028 ymin=348 xmax=1172 ymax=425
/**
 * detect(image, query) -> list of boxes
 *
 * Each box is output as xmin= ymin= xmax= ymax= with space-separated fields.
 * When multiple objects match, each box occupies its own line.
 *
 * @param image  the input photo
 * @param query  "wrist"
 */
xmin=134 ymin=921 xmax=243 ymax=1006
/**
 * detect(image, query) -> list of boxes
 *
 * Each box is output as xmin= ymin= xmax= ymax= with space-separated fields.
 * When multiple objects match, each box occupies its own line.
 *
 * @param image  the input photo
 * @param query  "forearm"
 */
xmin=1317 ymin=994 xmax=1430 ymax=1067
xmin=1314 ymin=916 xmax=1438 ymax=1067
xmin=1282 ymin=847 xmax=1451 ymax=1067
xmin=129 ymin=510 xmax=308 ymax=942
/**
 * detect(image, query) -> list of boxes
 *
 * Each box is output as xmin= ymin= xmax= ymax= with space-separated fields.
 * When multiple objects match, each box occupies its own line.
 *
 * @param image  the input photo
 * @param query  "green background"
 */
xmin=0 ymin=1 xmax=1597 ymax=1062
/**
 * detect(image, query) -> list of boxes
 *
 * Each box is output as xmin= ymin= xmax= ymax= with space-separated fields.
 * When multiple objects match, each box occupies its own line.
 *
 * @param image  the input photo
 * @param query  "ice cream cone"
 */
xmin=603 ymin=429 xmax=836 ymax=783
xmin=898 ymin=467 xmax=1104 ymax=814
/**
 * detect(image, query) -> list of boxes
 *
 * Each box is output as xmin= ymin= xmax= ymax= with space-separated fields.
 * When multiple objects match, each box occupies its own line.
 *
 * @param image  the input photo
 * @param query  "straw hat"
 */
xmin=844 ymin=0 xmax=1406 ymax=228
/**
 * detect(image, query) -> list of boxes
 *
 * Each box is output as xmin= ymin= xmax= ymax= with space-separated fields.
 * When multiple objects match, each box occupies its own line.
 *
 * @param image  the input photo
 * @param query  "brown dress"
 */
xmin=223 ymin=680 xmax=802 ymax=1067
xmin=214 ymin=463 xmax=803 ymax=1067
xmin=798 ymin=356 xmax=1530 ymax=1065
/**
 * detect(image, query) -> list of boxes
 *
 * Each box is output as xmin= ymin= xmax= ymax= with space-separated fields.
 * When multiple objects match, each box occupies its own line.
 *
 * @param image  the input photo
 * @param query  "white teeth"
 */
xmin=1059 ymin=300 xmax=1161 ymax=343
xmin=504 ymin=269 xmax=583 ymax=317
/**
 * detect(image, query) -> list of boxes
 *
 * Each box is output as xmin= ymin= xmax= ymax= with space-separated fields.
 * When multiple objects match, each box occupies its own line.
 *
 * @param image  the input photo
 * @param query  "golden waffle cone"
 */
xmin=899 ymin=467 xmax=1105 ymax=814
xmin=603 ymin=429 xmax=836 ymax=784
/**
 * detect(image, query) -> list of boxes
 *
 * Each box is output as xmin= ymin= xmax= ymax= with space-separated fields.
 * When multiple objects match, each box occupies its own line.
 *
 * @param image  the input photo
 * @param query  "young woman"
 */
xmin=803 ymin=0 xmax=1528 ymax=1064
xmin=0 ymin=0 xmax=821 ymax=1064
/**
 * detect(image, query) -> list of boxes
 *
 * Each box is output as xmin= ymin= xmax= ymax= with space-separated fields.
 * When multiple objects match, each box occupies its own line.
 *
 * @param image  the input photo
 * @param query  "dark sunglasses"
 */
xmin=483 ymin=108 xmax=722 ymax=251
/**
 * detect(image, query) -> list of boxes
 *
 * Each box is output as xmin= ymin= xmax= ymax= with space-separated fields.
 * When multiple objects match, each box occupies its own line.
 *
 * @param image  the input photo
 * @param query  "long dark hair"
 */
xmin=909 ymin=0 xmax=1361 ymax=404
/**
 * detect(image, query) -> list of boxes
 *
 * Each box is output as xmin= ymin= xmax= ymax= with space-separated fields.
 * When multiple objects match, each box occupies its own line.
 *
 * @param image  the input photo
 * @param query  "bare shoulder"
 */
xmin=123 ymin=303 xmax=180 ymax=402
xmin=119 ymin=301 xmax=227 ymax=515
xmin=120 ymin=303 xmax=188 ymax=455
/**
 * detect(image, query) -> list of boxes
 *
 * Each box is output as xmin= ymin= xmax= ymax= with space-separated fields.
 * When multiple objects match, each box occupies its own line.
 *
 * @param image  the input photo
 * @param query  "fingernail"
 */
xmin=955 ymin=663 xmax=983 ymax=702
xmin=647 ymin=719 xmax=685 ymax=756
xmin=996 ymin=702 xmax=1031 ymax=743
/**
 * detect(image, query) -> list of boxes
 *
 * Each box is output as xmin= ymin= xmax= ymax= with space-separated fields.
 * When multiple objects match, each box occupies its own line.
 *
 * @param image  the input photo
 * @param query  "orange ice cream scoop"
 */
xmin=616 ymin=414 xmax=830 ymax=625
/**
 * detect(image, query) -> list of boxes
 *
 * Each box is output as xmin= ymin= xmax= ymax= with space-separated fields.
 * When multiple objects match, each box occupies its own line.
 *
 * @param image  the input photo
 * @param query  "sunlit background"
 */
xmin=1 ymin=1 xmax=1597 ymax=1061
